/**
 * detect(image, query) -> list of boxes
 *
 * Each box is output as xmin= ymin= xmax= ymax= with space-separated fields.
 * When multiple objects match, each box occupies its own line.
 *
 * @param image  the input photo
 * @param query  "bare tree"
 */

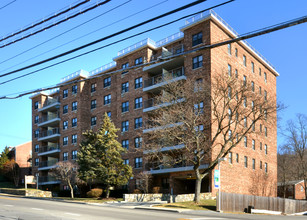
xmin=136 ymin=171 xmax=152 ymax=194
xmin=249 ymin=169 xmax=276 ymax=197
xmin=283 ymin=114 xmax=307 ymax=199
xmin=2 ymin=160 xmax=20 ymax=187
xmin=144 ymin=72 xmax=279 ymax=203
xmin=51 ymin=161 xmax=79 ymax=198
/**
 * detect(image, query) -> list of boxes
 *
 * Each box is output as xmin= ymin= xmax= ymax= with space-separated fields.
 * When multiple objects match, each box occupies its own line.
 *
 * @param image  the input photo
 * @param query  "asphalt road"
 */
xmin=0 ymin=194 xmax=306 ymax=220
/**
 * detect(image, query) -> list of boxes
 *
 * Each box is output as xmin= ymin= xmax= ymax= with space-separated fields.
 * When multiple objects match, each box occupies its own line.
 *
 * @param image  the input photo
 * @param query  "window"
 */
xmin=72 ymin=101 xmax=77 ymax=111
xmin=122 ymin=140 xmax=129 ymax=149
xmin=264 ymin=72 xmax=267 ymax=83
xmin=229 ymin=152 xmax=233 ymax=164
xmin=162 ymin=178 xmax=169 ymax=189
xmin=192 ymin=32 xmax=202 ymax=46
xmin=63 ymin=152 xmax=68 ymax=161
xmin=235 ymin=69 xmax=238 ymax=78
xmin=91 ymin=83 xmax=96 ymax=93
xmin=228 ymin=87 xmax=232 ymax=99
xmin=252 ymin=139 xmax=255 ymax=150
xmin=192 ymin=55 xmax=203 ymax=69
xmin=265 ymin=163 xmax=268 ymax=173
xmin=235 ymin=48 xmax=238 ymax=57
xmin=228 ymin=64 xmax=232 ymax=77
xmin=135 ymin=57 xmax=143 ymax=65
xmin=91 ymin=99 xmax=97 ymax=109
xmin=35 ymin=144 xmax=39 ymax=153
xmin=259 ymin=67 xmax=262 ymax=76
xmin=107 ymin=111 xmax=111 ymax=118
xmin=72 ymin=134 xmax=77 ymax=144
xmin=228 ymin=130 xmax=232 ymax=140
xmin=35 ymin=158 xmax=39 ymax=166
xmin=72 ymin=118 xmax=77 ymax=127
xmin=244 ymin=117 xmax=247 ymax=127
xmin=63 ymin=136 xmax=68 ymax=146
xmin=63 ymin=120 xmax=68 ymax=130
xmin=104 ymin=77 xmax=111 ymax=87
xmin=135 ymin=157 xmax=142 ymax=168
xmin=260 ymin=161 xmax=263 ymax=169
xmin=104 ymin=94 xmax=111 ymax=105
xmin=264 ymin=90 xmax=267 ymax=101
xmin=121 ymin=82 xmax=129 ymax=93
xmin=265 ymin=144 xmax=268 ymax=155
xmin=122 ymin=101 xmax=129 ymax=113
xmin=260 ymin=142 xmax=263 ymax=150
xmin=251 ymin=62 xmax=255 ymax=73
xmin=196 ymin=124 xmax=204 ymax=133
xmin=259 ymin=86 xmax=262 ymax=95
xmin=91 ymin=116 xmax=97 ymax=126
xmin=135 ymin=137 xmax=142 ymax=148
xmin=236 ymin=153 xmax=239 ymax=163
xmin=135 ymin=77 xmax=142 ymax=89
xmin=252 ymin=159 xmax=255 ymax=170
xmin=243 ymin=97 xmax=247 ymax=107
xmin=34 ymin=101 xmax=39 ymax=109
xmin=251 ymin=81 xmax=255 ymax=92
xmin=243 ymin=75 xmax=247 ymax=86
xmin=72 ymin=150 xmax=77 ymax=160
xmin=194 ymin=101 xmax=204 ymax=114
xmin=227 ymin=43 xmax=231 ymax=55
xmin=135 ymin=117 xmax=143 ymax=129
xmin=252 ymin=120 xmax=255 ymax=131
xmin=63 ymin=105 xmax=68 ymax=114
xmin=34 ymin=116 xmax=39 ymax=124
xmin=72 ymin=85 xmax=77 ymax=94
xmin=63 ymin=89 xmax=68 ymax=98
xmin=244 ymin=156 xmax=248 ymax=168
xmin=122 ymin=62 xmax=129 ymax=74
xmin=243 ymin=55 xmax=246 ymax=66
xmin=122 ymin=120 xmax=129 ymax=132
xmin=135 ymin=97 xmax=142 ymax=109
xmin=260 ymin=124 xmax=263 ymax=133
xmin=34 ymin=129 xmax=39 ymax=138
xmin=265 ymin=127 xmax=268 ymax=137
xmin=244 ymin=136 xmax=247 ymax=147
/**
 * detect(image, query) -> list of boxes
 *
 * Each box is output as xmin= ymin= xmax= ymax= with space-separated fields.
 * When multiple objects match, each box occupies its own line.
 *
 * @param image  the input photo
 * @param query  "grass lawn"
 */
xmin=54 ymin=197 xmax=123 ymax=203
xmin=154 ymin=199 xmax=216 ymax=211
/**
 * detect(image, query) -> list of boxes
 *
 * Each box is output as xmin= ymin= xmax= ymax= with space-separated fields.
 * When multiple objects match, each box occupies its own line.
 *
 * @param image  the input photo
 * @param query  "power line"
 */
xmin=1 ymin=12 xmax=307 ymax=100
xmin=0 ymin=0 xmax=210 ymax=79
xmin=0 ymin=0 xmax=112 ymax=48
xmin=0 ymin=0 xmax=133 ymax=69
xmin=0 ymin=1 xmax=233 ymax=86
xmin=0 ymin=0 xmax=90 ymax=43
xmin=0 ymin=0 xmax=16 ymax=11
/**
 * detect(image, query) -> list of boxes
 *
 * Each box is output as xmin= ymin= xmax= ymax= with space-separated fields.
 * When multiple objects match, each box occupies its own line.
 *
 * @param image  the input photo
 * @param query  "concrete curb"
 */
xmin=135 ymin=206 xmax=191 ymax=213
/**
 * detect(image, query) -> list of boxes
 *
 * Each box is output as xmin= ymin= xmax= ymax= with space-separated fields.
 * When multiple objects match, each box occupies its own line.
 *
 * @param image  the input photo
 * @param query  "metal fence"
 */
xmin=217 ymin=192 xmax=307 ymax=214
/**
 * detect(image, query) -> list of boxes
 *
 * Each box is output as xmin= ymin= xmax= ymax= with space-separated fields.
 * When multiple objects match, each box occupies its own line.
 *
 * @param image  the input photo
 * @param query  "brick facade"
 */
xmin=30 ymin=11 xmax=277 ymax=196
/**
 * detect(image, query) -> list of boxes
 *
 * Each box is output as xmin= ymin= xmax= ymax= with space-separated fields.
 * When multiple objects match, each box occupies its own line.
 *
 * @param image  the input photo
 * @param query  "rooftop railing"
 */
xmin=89 ymin=61 xmax=116 ymax=76
xmin=155 ymin=32 xmax=184 ymax=48
xmin=115 ymin=38 xmax=156 ymax=59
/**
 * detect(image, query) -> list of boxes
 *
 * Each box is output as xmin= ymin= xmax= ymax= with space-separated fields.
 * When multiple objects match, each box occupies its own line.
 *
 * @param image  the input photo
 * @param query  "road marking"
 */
xmin=31 ymin=208 xmax=43 ymax=211
xmin=0 ymin=197 xmax=18 ymax=201
xmin=65 ymin=213 xmax=81 ymax=216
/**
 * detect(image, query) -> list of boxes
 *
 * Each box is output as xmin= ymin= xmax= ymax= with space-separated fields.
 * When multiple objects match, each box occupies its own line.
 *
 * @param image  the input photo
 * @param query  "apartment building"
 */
xmin=30 ymin=10 xmax=278 ymax=196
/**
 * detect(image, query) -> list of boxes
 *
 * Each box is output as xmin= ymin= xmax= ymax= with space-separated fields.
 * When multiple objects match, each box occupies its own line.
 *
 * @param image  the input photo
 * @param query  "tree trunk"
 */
xmin=194 ymin=177 xmax=202 ymax=203
xmin=106 ymin=185 xmax=110 ymax=198
xmin=68 ymin=181 xmax=74 ymax=199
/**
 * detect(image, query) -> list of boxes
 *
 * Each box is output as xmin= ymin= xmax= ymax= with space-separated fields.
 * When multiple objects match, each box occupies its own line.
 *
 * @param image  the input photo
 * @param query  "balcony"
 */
xmin=38 ymin=176 xmax=61 ymax=185
xmin=38 ymin=97 xmax=60 ymax=112
xmin=37 ymin=128 xmax=60 ymax=141
xmin=143 ymin=67 xmax=186 ymax=92
xmin=149 ymin=163 xmax=208 ymax=175
xmin=143 ymin=144 xmax=185 ymax=154
xmin=143 ymin=122 xmax=183 ymax=133
xmin=143 ymin=97 xmax=185 ymax=113
xmin=38 ymin=144 xmax=60 ymax=156
xmin=37 ymin=113 xmax=60 ymax=127
xmin=38 ymin=160 xmax=59 ymax=171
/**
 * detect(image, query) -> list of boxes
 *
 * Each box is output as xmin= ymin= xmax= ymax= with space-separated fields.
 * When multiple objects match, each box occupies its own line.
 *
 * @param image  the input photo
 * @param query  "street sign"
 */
xmin=214 ymin=170 xmax=220 ymax=189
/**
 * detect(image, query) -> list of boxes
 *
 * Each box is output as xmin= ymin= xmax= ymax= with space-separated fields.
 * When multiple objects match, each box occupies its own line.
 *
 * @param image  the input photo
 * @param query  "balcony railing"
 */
xmin=39 ymin=144 xmax=60 ymax=154
xmin=38 ymin=176 xmax=60 ymax=183
xmin=144 ymin=66 xmax=185 ymax=89
xmin=39 ymin=128 xmax=60 ymax=138
xmin=40 ymin=96 xmax=60 ymax=109
xmin=39 ymin=160 xmax=58 ymax=168
xmin=143 ymin=97 xmax=185 ymax=112
xmin=148 ymin=163 xmax=208 ymax=174
xmin=39 ymin=113 xmax=60 ymax=123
